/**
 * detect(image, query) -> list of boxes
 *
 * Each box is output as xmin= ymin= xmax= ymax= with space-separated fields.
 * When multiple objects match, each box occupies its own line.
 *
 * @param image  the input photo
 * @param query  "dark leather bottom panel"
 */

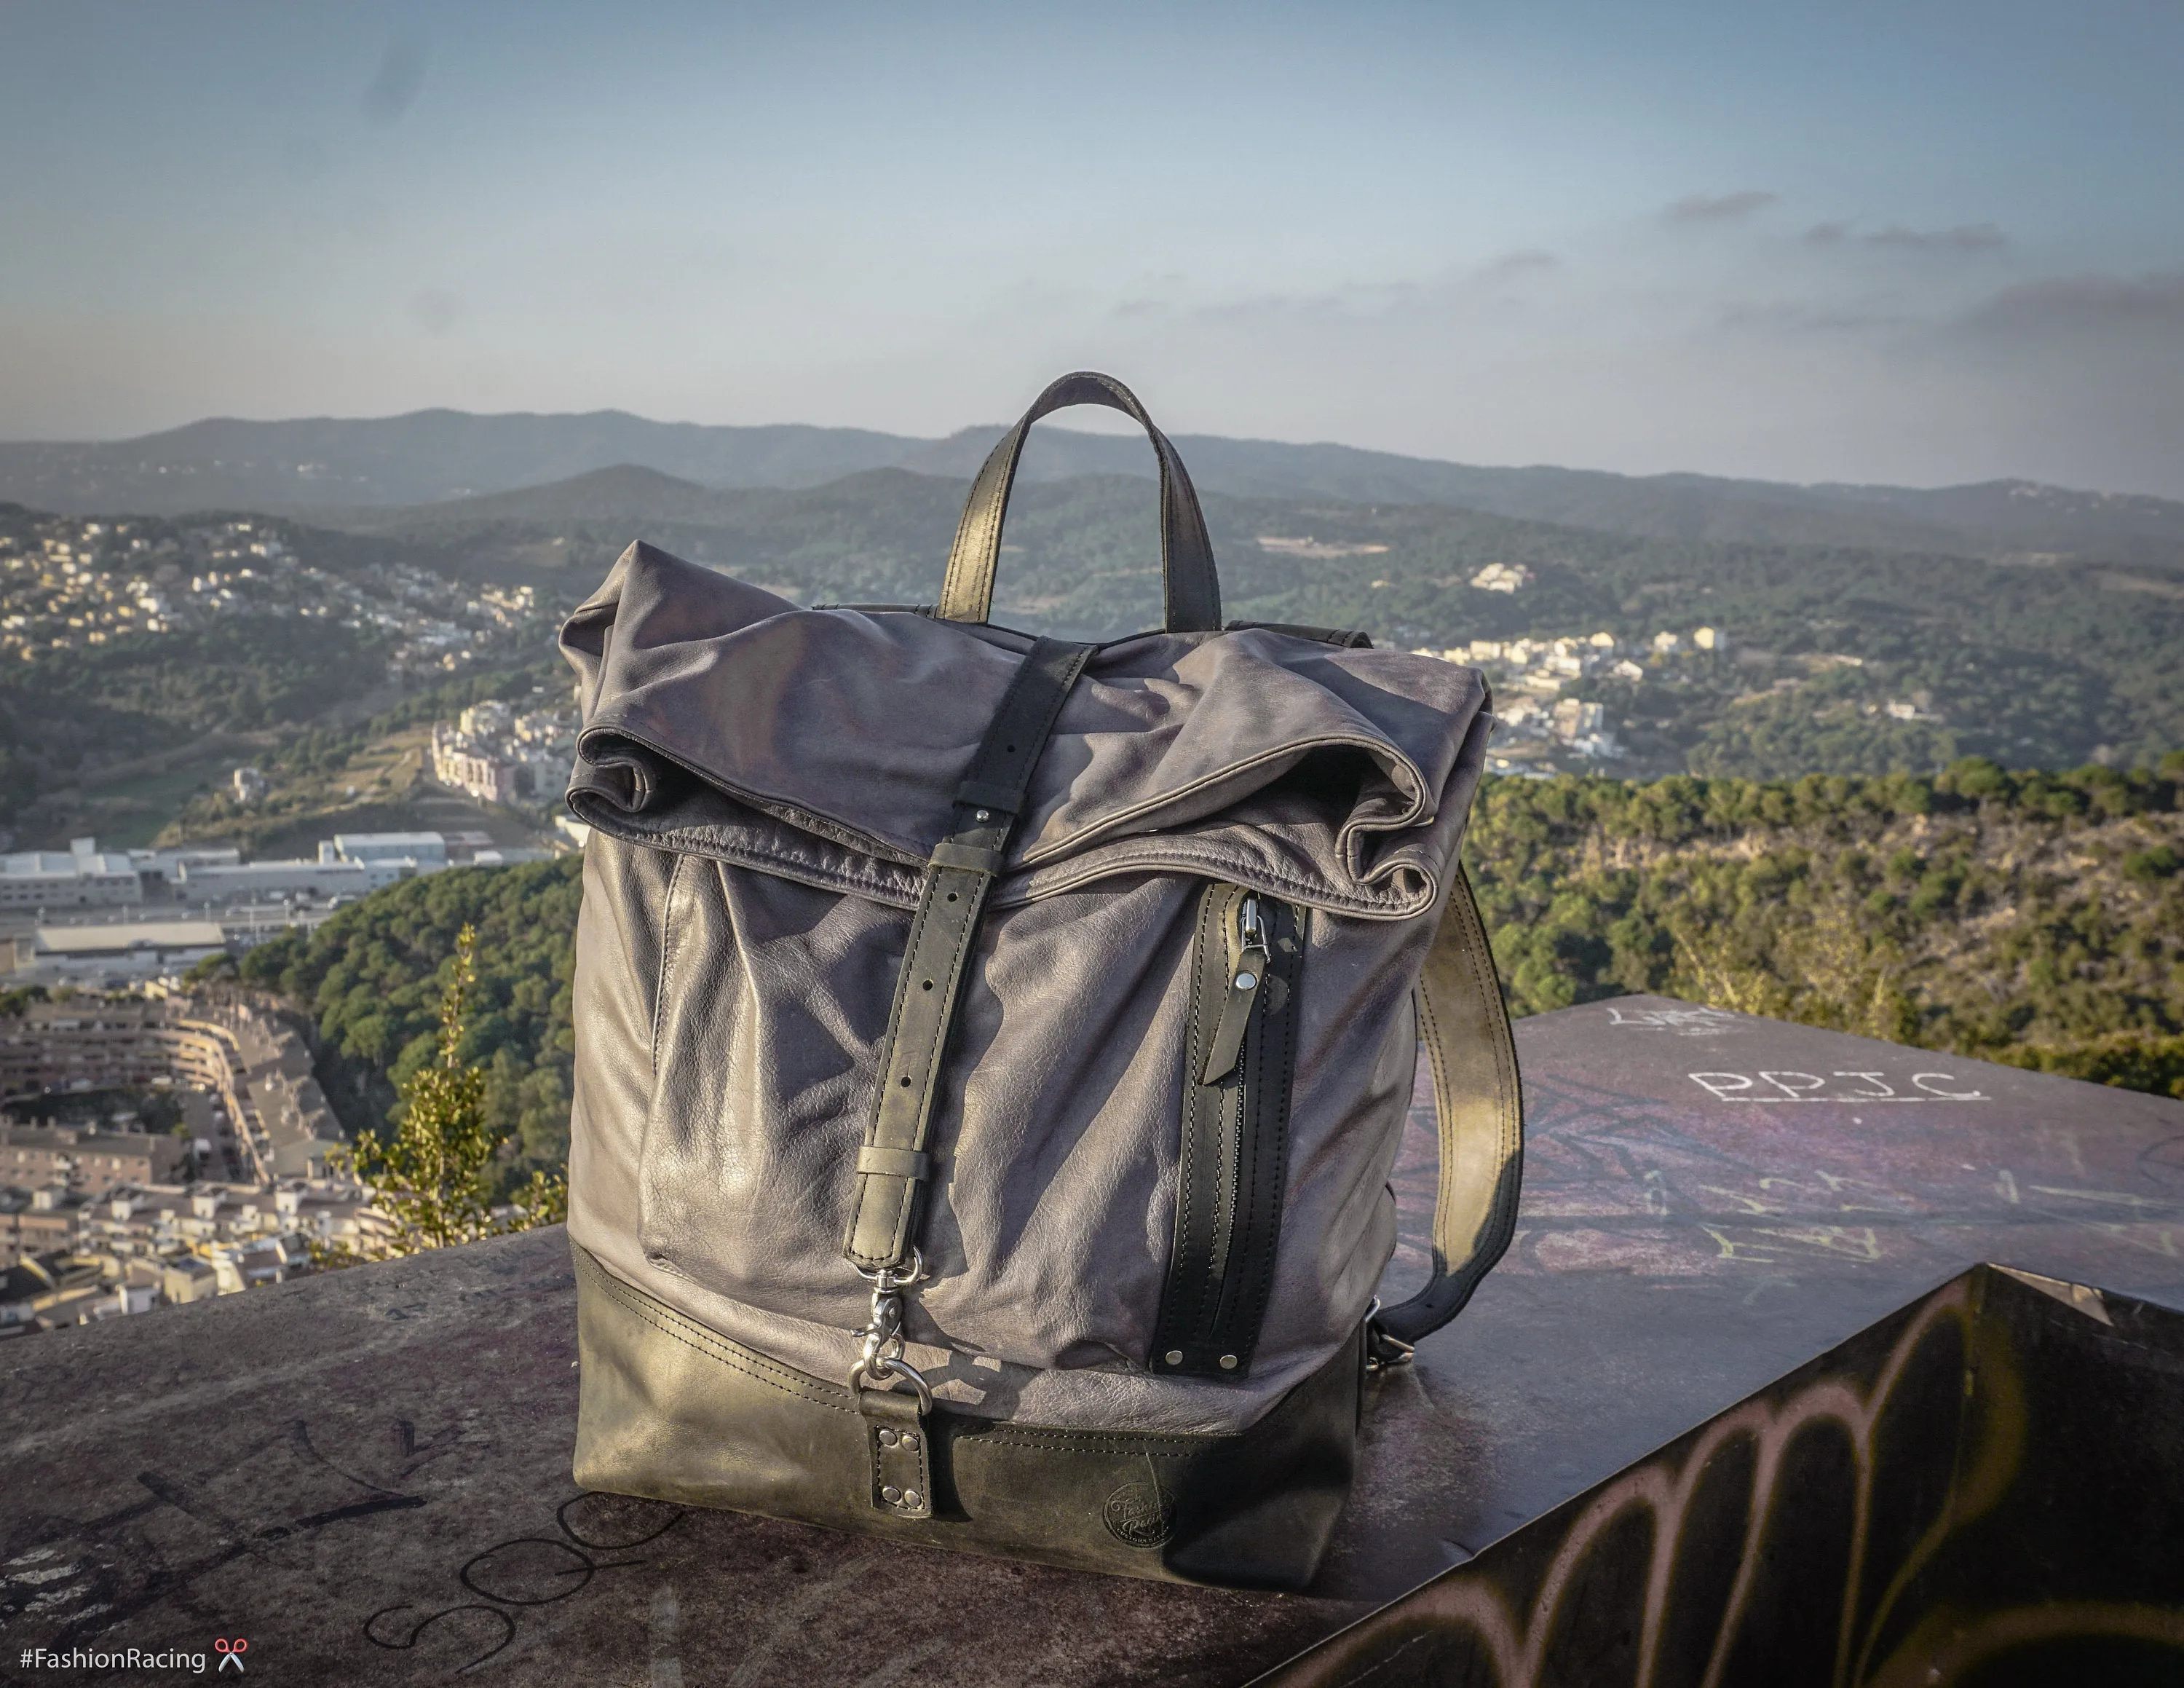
xmin=571 ymin=1242 xmax=1361 ymax=1588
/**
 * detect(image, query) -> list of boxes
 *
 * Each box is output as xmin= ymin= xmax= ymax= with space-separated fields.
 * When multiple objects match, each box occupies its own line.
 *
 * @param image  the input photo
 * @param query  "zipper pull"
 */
xmin=1202 ymin=894 xmax=1271 ymax=1084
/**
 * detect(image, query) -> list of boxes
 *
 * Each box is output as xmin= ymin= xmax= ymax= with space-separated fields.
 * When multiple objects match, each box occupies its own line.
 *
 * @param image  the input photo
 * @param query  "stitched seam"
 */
xmin=1453 ymin=877 xmax=1524 ymax=1295
xmin=1213 ymin=899 xmax=1281 ymax=1364
xmin=901 ymin=876 xmax=983 ymax=1236
xmin=1233 ymin=900 xmax=1300 ymax=1366
xmin=1417 ymin=976 xmax=1458 ymax=1277
xmin=577 ymin=817 xmax=925 ymax=910
xmin=1174 ymin=894 xmax=1214 ymax=1346
xmin=957 ymin=1437 xmax=1206 ymax=1457
xmin=848 ymin=861 xmax=949 ymax=1266
xmin=587 ymin=808 xmax=1443 ymax=920
xmin=1153 ymin=885 xmax=1220 ymax=1361
xmin=1207 ymin=998 xmax=1243 ymax=1346
xmin=887 ymin=872 xmax=984 ymax=1245
xmin=1002 ymin=843 xmax=1439 ymax=919
xmin=1185 ymin=887 xmax=1235 ymax=1346
xmin=575 ymin=726 xmax=920 ymax=865
xmin=649 ymin=853 xmax=686 ymax=1074
xmin=587 ymin=1265 xmax=854 ymax=1413
xmin=1454 ymin=888 xmax=1504 ymax=1211
xmin=593 ymin=1262 xmax=823 ymax=1394
xmin=1010 ymin=735 xmax=1434 ymax=874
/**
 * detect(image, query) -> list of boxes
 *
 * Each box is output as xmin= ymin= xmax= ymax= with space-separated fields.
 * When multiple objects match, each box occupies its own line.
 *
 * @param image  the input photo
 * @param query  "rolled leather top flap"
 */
xmin=561 ymin=541 xmax=1490 ymax=919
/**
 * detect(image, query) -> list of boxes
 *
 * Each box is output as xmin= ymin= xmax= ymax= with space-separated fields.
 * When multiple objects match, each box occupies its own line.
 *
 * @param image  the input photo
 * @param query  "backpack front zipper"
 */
xmin=1150 ymin=885 xmax=1304 ymax=1380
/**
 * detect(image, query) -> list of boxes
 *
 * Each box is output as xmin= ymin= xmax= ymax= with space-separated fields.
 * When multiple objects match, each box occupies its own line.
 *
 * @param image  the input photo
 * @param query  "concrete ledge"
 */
xmin=6 ymin=995 xmax=2182 ymax=1684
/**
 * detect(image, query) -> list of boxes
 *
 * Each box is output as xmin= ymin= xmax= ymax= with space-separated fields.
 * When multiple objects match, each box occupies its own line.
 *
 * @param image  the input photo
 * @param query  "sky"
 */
xmin=2 ymin=1 xmax=2181 ymax=494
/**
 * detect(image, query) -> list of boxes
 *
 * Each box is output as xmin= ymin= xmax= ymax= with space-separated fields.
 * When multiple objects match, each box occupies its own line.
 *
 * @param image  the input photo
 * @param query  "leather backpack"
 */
xmin=559 ymin=371 xmax=1522 ymax=1589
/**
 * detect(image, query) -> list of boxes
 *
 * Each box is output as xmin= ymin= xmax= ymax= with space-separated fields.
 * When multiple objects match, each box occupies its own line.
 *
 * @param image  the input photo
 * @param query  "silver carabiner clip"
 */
xmin=850 ymin=1352 xmax=935 ymax=1413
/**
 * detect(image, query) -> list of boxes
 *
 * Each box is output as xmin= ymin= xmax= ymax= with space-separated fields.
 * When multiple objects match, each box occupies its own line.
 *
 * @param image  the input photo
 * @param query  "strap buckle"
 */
xmin=850 ymin=1249 xmax=935 ymax=1409
xmin=1364 ymin=1298 xmax=1415 ymax=1373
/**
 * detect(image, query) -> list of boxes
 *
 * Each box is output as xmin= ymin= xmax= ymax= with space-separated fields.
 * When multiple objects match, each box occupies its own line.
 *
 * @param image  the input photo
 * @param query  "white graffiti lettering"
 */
xmin=1688 ymin=1069 xmax=1990 ymax=1103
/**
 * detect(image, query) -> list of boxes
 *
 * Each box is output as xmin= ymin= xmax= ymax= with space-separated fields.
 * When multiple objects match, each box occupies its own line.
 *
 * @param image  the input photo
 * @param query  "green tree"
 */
xmin=324 ymin=925 xmax=566 ymax=1261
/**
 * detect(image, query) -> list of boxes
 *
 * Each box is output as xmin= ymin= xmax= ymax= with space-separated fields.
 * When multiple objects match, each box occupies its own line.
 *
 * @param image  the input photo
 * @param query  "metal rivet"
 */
xmin=882 ymin=1485 xmax=902 ymax=1504
xmin=902 ymin=1490 xmax=922 ymax=1507
xmin=1164 ymin=1349 xmax=1184 ymax=1366
xmin=1219 ymin=1354 xmax=1239 ymax=1370
xmin=877 ymin=1428 xmax=898 ymax=1447
xmin=901 ymin=1432 xmax=919 ymax=1451
xmin=1234 ymin=971 xmax=1257 ymax=990
xmin=976 ymin=809 xmax=990 ymax=821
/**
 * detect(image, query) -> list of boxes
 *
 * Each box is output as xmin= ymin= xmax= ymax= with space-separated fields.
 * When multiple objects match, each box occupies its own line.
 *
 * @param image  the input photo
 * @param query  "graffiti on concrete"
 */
xmin=362 ymin=1492 xmax=685 ymax=1675
xmin=1263 ymin=1266 xmax=2184 ymax=1687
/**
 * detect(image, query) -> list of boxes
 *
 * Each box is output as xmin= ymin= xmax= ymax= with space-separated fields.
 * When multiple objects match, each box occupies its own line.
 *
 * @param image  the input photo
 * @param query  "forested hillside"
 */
xmin=0 ymin=617 xmax=385 ymax=815
xmin=1469 ymin=756 xmax=2184 ymax=1097
xmin=11 ymin=465 xmax=2184 ymax=831
xmin=239 ymin=858 xmax=581 ymax=1194
xmin=244 ymin=754 xmax=2183 ymax=1192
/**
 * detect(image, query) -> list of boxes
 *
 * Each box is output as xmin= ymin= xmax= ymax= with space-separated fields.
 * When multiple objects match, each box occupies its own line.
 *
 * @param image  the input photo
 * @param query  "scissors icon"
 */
xmin=215 ymin=1637 xmax=248 ymax=1673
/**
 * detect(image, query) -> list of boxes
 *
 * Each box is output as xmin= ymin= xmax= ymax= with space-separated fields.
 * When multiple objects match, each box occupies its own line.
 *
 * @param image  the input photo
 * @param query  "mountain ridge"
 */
xmin=6 ymin=409 xmax=2182 ymax=575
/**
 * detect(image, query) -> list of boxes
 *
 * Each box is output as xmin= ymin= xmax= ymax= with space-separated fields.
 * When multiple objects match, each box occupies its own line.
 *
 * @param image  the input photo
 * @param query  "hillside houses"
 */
xmin=429 ymin=699 xmax=578 ymax=810
xmin=0 ymin=512 xmax=548 ymax=674
xmin=1415 ymin=627 xmax=1729 ymax=766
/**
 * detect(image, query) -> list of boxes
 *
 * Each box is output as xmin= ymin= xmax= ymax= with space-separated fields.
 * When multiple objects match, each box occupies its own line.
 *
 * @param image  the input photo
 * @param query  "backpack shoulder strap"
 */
xmin=1370 ymin=864 xmax=1525 ymax=1354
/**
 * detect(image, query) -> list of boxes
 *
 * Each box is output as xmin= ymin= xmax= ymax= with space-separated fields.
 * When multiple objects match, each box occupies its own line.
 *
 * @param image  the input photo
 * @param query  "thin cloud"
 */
xmin=1476 ymin=249 xmax=1559 ymax=280
xmin=1663 ymin=190 xmax=1776 ymax=223
xmin=1803 ymin=221 xmax=1851 ymax=245
xmin=1963 ymin=269 xmax=2184 ymax=335
xmin=1865 ymin=222 xmax=2007 ymax=252
xmin=361 ymin=35 xmax=430 ymax=127
xmin=408 ymin=289 xmax=462 ymax=335
xmin=1719 ymin=299 xmax=1916 ymax=334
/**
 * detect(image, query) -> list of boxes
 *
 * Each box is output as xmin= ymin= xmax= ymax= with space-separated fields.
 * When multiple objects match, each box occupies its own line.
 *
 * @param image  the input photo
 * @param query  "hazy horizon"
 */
xmin=8 ymin=401 xmax=2178 ymax=503
xmin=4 ymin=2 xmax=2180 ymax=497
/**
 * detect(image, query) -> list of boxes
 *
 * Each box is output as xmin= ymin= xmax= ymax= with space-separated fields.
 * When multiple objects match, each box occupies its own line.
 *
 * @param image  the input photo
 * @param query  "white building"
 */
xmin=1551 ymin=698 xmax=1606 ymax=741
xmin=431 ymin=709 xmax=575 ymax=809
xmin=324 ymin=832 xmax=448 ymax=868
xmin=0 ymin=838 xmax=143 ymax=910
xmin=10 ymin=920 xmax=228 ymax=981
xmin=178 ymin=859 xmax=409 ymax=902
xmin=459 ymin=701 xmax=514 ymax=736
xmin=431 ymin=730 xmax=530 ymax=806
xmin=1469 ymin=562 xmax=1534 ymax=593
xmin=128 ymin=843 xmax=241 ymax=888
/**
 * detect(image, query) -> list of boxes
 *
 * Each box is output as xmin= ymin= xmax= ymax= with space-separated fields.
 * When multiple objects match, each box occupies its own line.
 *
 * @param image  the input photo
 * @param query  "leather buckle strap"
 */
xmin=843 ymin=636 xmax=1095 ymax=1273
xmin=856 ymin=1145 xmax=933 ymax=1180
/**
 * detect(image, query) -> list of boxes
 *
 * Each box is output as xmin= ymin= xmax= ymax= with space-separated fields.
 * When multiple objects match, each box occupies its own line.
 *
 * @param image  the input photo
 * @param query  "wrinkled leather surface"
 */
xmin=563 ymin=543 xmax=1483 ymax=918
xmin=572 ymin=1242 xmax=1360 ymax=1588
xmin=563 ymin=540 xmax=1491 ymax=1435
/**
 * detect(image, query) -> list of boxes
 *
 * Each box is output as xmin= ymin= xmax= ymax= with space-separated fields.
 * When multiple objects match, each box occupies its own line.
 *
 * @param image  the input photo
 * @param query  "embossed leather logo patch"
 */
xmin=1103 ymin=1481 xmax=1176 ymax=1548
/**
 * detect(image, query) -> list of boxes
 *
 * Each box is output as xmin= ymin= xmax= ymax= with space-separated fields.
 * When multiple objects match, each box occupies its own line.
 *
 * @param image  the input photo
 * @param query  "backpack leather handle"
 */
xmin=937 ymin=371 xmax=1223 ymax=632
